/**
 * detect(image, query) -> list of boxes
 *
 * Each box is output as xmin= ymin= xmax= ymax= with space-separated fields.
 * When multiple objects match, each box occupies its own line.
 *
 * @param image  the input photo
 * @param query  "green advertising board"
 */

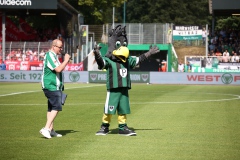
xmin=173 ymin=35 xmax=202 ymax=40
xmin=89 ymin=71 xmax=150 ymax=83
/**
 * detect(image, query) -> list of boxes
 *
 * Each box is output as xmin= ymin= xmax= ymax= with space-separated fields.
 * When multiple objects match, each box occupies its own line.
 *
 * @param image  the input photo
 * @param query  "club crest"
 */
xmin=119 ymin=68 xmax=127 ymax=78
xmin=141 ymin=74 xmax=149 ymax=81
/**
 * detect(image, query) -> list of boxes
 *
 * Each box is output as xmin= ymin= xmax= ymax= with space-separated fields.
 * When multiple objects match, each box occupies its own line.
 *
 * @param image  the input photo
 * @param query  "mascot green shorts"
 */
xmin=104 ymin=87 xmax=130 ymax=115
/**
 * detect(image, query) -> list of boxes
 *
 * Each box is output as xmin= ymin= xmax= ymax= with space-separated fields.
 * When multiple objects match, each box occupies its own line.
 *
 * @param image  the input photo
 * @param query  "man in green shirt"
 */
xmin=40 ymin=39 xmax=71 ymax=139
xmin=94 ymin=25 xmax=160 ymax=136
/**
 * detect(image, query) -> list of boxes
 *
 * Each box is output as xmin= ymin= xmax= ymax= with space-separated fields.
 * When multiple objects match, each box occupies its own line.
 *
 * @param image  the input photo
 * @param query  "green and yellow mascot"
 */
xmin=94 ymin=25 xmax=160 ymax=136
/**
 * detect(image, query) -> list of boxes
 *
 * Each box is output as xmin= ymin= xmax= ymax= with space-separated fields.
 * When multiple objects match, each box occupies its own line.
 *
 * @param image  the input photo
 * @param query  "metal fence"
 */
xmin=1 ymin=23 xmax=205 ymax=63
xmin=0 ymin=42 xmax=52 ymax=62
xmin=87 ymin=23 xmax=172 ymax=45
xmin=0 ymin=39 xmax=75 ymax=62
xmin=77 ymin=23 xmax=173 ymax=62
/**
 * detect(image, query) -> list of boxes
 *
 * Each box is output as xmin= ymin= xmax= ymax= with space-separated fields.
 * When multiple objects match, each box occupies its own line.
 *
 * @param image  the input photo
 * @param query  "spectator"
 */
xmin=16 ymin=49 xmax=22 ymax=60
xmin=202 ymin=27 xmax=207 ymax=45
xmin=230 ymin=50 xmax=235 ymax=56
xmin=186 ymin=61 xmax=192 ymax=72
xmin=223 ymin=49 xmax=230 ymax=56
xmin=33 ymin=55 xmax=38 ymax=61
xmin=222 ymin=53 xmax=230 ymax=62
xmin=231 ymin=52 xmax=239 ymax=62
xmin=25 ymin=55 xmax=30 ymax=61
xmin=209 ymin=50 xmax=214 ymax=56
xmin=178 ymin=61 xmax=184 ymax=72
xmin=215 ymin=49 xmax=222 ymax=56
xmin=22 ymin=53 xmax=26 ymax=61
xmin=0 ymin=61 xmax=6 ymax=70
xmin=167 ymin=27 xmax=172 ymax=44
xmin=39 ymin=50 xmax=45 ymax=61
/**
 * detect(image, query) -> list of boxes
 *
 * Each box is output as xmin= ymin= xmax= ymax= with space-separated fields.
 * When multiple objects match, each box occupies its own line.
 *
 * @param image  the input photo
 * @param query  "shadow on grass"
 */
xmin=55 ymin=130 xmax=80 ymax=136
xmin=109 ymin=127 xmax=162 ymax=134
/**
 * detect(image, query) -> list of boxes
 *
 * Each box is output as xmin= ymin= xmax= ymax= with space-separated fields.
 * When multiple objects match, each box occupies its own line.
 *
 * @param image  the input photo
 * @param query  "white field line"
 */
xmin=0 ymin=91 xmax=239 ymax=105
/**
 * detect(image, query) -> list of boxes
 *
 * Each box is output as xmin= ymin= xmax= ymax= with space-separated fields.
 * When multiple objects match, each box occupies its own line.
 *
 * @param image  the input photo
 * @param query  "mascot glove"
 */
xmin=93 ymin=44 xmax=104 ymax=69
xmin=146 ymin=45 xmax=160 ymax=57
xmin=93 ymin=44 xmax=102 ymax=55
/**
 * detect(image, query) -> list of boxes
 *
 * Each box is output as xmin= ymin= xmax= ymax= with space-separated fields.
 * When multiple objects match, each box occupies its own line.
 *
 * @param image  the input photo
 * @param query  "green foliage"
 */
xmin=116 ymin=0 xmax=210 ymax=25
xmin=0 ymin=82 xmax=240 ymax=159
xmin=66 ymin=0 xmax=240 ymax=31
xmin=215 ymin=16 xmax=240 ymax=30
xmin=66 ymin=0 xmax=126 ymax=24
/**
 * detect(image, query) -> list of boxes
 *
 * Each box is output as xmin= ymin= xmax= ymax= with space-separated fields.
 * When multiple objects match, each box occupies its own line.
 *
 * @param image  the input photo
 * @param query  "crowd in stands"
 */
xmin=4 ymin=48 xmax=47 ymax=62
xmin=0 ymin=28 xmax=65 ymax=64
xmin=208 ymin=28 xmax=240 ymax=62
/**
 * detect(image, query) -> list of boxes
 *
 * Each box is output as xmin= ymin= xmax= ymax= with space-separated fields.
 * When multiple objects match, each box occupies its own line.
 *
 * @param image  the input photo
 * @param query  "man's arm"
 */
xmin=55 ymin=53 xmax=71 ymax=73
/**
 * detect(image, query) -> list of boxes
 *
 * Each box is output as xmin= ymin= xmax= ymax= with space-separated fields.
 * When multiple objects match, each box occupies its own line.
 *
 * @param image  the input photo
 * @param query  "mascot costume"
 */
xmin=93 ymin=25 xmax=160 ymax=136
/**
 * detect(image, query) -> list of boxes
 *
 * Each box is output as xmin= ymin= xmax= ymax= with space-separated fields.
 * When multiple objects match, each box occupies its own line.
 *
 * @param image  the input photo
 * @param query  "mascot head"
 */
xmin=105 ymin=25 xmax=129 ymax=63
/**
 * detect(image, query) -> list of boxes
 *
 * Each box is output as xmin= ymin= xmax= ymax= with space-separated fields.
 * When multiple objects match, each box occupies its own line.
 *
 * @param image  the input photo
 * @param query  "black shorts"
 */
xmin=43 ymin=89 xmax=62 ymax=111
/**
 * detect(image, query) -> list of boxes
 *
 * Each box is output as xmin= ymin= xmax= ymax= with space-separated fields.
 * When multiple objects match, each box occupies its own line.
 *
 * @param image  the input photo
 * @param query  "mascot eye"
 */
xmin=123 ymin=42 xmax=127 ymax=46
xmin=116 ymin=41 xmax=121 ymax=48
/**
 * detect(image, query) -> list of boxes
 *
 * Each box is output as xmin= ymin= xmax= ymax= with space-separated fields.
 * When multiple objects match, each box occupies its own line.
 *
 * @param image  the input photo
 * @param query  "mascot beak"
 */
xmin=112 ymin=46 xmax=129 ymax=63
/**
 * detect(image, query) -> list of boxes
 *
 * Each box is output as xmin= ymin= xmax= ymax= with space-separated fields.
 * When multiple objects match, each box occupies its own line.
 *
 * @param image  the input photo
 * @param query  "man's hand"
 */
xmin=64 ymin=53 xmax=71 ymax=62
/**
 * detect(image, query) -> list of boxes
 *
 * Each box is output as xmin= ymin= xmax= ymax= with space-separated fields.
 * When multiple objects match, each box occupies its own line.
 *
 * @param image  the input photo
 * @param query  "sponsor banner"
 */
xmin=150 ymin=72 xmax=240 ymax=85
xmin=5 ymin=61 xmax=44 ymax=70
xmin=173 ymin=35 xmax=202 ymax=40
xmin=89 ymin=71 xmax=150 ymax=83
xmin=64 ymin=71 xmax=88 ymax=83
xmin=191 ymin=66 xmax=240 ymax=73
xmin=5 ymin=61 xmax=83 ymax=71
xmin=0 ymin=71 xmax=88 ymax=82
xmin=0 ymin=0 xmax=57 ymax=9
xmin=173 ymin=25 xmax=202 ymax=40
xmin=218 ymin=62 xmax=240 ymax=70
xmin=0 ymin=70 xmax=43 ymax=82
xmin=64 ymin=62 xmax=84 ymax=71
xmin=1 ymin=71 xmax=239 ymax=85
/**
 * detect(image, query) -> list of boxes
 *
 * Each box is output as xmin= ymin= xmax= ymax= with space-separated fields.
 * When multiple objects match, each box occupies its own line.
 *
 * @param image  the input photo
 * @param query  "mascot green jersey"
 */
xmin=94 ymin=25 xmax=160 ymax=136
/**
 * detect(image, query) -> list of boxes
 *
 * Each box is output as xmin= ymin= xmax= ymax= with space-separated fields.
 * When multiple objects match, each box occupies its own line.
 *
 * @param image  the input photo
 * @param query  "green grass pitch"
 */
xmin=0 ymin=82 xmax=240 ymax=160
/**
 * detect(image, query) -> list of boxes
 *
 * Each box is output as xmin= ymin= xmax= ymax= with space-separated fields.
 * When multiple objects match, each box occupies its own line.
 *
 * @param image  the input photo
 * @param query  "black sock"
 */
xmin=119 ymin=124 xmax=126 ymax=130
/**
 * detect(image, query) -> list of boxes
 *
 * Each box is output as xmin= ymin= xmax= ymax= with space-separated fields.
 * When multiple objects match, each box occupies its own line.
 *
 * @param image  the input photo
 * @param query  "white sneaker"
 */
xmin=40 ymin=128 xmax=51 ymax=139
xmin=50 ymin=130 xmax=62 ymax=137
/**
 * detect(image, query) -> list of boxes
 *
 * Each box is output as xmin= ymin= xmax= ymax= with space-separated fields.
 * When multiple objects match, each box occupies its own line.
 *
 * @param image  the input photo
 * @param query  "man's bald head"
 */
xmin=51 ymin=39 xmax=63 ymax=54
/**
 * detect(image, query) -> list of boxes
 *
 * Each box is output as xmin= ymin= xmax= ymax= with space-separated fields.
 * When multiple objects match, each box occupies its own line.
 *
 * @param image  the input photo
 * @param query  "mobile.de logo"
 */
xmin=0 ymin=0 xmax=32 ymax=6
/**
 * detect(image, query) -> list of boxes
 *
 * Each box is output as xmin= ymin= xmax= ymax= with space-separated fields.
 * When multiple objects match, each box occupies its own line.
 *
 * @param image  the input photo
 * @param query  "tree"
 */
xmin=116 ymin=0 xmax=210 ymax=25
xmin=67 ymin=0 xmax=239 ymax=31
xmin=66 ymin=0 xmax=126 ymax=24
xmin=215 ymin=17 xmax=240 ymax=30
